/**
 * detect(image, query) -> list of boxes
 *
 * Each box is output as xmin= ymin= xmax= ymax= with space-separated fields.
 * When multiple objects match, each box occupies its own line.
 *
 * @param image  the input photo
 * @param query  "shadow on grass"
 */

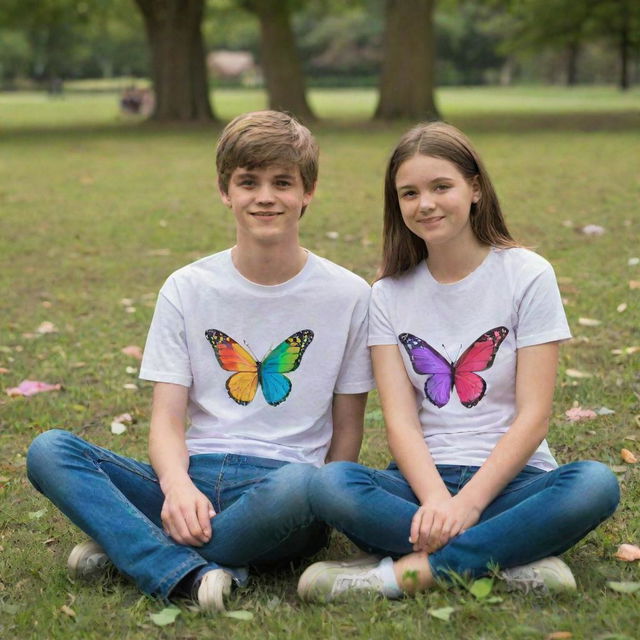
xmin=1 ymin=110 xmax=639 ymax=145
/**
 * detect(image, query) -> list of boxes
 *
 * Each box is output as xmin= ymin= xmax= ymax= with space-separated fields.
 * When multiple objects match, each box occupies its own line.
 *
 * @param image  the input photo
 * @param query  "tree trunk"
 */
xmin=248 ymin=0 xmax=315 ymax=122
xmin=566 ymin=41 xmax=580 ymax=86
xmin=619 ymin=6 xmax=630 ymax=90
xmin=133 ymin=0 xmax=215 ymax=121
xmin=374 ymin=0 xmax=439 ymax=121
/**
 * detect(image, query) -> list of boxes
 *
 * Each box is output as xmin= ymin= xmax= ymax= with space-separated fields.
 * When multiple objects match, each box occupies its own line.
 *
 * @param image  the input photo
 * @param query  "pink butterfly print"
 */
xmin=399 ymin=327 xmax=509 ymax=408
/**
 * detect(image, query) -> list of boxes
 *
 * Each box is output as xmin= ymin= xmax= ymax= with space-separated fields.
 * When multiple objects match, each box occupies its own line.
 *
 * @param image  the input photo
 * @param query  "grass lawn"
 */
xmin=0 ymin=86 xmax=639 ymax=639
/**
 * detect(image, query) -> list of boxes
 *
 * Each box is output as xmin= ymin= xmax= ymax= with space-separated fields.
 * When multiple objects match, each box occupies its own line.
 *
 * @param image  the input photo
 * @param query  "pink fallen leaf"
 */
xmin=580 ymin=224 xmax=605 ymax=236
xmin=114 ymin=412 xmax=133 ymax=424
xmin=565 ymin=407 xmax=597 ymax=422
xmin=121 ymin=345 xmax=143 ymax=360
xmin=6 ymin=380 xmax=62 ymax=397
xmin=615 ymin=544 xmax=640 ymax=562
xmin=0 ymin=367 xmax=9 ymax=374
xmin=621 ymin=448 xmax=638 ymax=464
xmin=630 ymin=280 xmax=640 ymax=290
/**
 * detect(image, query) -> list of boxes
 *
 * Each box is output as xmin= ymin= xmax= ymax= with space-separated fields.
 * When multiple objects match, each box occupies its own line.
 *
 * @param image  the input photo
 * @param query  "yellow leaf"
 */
xmin=621 ymin=448 xmax=638 ymax=464
xmin=60 ymin=604 xmax=76 ymax=617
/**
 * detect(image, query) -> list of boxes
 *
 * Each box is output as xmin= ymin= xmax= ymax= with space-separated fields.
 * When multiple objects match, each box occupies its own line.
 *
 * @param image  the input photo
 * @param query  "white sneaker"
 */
xmin=67 ymin=540 xmax=110 ymax=578
xmin=500 ymin=557 xmax=577 ymax=593
xmin=298 ymin=555 xmax=384 ymax=602
xmin=196 ymin=569 xmax=233 ymax=613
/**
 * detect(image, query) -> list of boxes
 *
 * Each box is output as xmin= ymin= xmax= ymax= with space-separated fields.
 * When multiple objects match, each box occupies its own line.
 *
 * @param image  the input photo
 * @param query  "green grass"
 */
xmin=1 ymin=87 xmax=639 ymax=639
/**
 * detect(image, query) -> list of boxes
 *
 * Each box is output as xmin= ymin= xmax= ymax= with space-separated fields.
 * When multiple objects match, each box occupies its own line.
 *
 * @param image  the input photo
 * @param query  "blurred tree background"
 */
xmin=0 ymin=0 xmax=638 ymax=120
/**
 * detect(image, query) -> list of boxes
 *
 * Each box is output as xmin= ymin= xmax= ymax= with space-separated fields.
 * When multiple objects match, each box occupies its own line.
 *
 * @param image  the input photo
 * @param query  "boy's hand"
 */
xmin=160 ymin=479 xmax=216 ymax=547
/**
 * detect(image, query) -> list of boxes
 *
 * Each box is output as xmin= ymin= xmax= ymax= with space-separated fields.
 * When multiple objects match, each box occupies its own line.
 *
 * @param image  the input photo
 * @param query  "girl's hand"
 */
xmin=160 ymin=479 xmax=216 ymax=547
xmin=410 ymin=494 xmax=481 ymax=553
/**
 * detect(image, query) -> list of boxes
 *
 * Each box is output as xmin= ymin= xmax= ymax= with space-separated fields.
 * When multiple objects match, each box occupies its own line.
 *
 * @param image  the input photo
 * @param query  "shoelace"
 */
xmin=332 ymin=572 xmax=381 ymax=595
xmin=502 ymin=567 xmax=545 ymax=593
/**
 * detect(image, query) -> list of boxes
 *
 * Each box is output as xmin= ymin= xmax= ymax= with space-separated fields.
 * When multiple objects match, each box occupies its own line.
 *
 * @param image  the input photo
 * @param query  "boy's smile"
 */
xmin=221 ymin=165 xmax=314 ymax=245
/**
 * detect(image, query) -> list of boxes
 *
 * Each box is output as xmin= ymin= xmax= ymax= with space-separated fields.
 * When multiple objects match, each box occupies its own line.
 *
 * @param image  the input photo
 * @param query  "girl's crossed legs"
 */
xmin=303 ymin=460 xmax=619 ymax=597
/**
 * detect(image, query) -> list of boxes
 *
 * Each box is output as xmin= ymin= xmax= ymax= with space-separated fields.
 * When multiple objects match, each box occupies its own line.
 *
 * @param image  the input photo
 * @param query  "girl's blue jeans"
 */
xmin=309 ymin=460 xmax=619 ymax=581
xmin=26 ymin=429 xmax=329 ymax=600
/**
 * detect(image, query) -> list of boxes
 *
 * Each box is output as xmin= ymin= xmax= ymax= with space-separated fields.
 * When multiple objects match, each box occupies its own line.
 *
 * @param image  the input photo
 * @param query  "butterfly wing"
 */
xmin=398 ymin=332 xmax=454 ymax=408
xmin=260 ymin=330 xmax=314 ymax=406
xmin=454 ymin=326 xmax=508 ymax=408
xmin=205 ymin=329 xmax=258 ymax=405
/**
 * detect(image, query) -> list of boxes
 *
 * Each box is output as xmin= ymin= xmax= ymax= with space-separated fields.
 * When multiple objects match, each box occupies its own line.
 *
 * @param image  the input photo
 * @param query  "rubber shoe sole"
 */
xmin=67 ymin=540 xmax=110 ymax=579
xmin=196 ymin=569 xmax=233 ymax=613
xmin=501 ymin=556 xmax=577 ymax=593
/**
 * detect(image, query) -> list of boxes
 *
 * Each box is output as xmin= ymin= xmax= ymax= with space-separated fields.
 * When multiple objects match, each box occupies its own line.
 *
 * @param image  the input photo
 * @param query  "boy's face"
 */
xmin=220 ymin=165 xmax=315 ymax=246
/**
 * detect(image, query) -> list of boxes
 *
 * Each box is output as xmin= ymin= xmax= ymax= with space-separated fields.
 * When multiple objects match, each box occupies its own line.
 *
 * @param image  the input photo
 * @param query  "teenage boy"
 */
xmin=27 ymin=111 xmax=373 ymax=613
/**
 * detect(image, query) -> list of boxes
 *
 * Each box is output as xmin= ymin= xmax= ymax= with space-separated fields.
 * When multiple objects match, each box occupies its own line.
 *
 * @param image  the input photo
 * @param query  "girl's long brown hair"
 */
xmin=379 ymin=122 xmax=518 ymax=280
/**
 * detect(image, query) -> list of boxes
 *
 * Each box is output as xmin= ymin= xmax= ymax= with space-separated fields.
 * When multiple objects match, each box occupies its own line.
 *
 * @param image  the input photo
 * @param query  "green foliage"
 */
xmin=0 ymin=87 xmax=639 ymax=639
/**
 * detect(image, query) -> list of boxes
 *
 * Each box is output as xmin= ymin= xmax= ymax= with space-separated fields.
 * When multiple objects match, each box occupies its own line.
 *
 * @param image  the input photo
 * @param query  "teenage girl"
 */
xmin=298 ymin=122 xmax=619 ymax=600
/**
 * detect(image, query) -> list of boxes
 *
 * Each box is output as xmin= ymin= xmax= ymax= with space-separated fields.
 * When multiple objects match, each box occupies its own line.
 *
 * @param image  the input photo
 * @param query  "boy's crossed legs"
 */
xmin=27 ymin=429 xmax=328 ymax=608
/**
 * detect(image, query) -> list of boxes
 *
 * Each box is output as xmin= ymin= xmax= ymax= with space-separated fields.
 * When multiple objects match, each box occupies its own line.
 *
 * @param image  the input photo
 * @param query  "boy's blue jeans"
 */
xmin=309 ymin=460 xmax=619 ymax=581
xmin=26 ymin=429 xmax=329 ymax=600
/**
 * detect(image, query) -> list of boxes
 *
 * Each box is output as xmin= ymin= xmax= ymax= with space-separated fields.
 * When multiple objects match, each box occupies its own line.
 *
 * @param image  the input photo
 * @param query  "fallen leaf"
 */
xmin=580 ymin=224 xmax=605 ymax=236
xmin=617 ymin=303 xmax=627 ymax=313
xmin=6 ymin=380 xmax=62 ymax=397
xmin=114 ymin=412 xmax=133 ymax=424
xmin=223 ymin=610 xmax=254 ymax=620
xmin=565 ymin=369 xmax=592 ymax=379
xmin=597 ymin=407 xmax=616 ymax=415
xmin=110 ymin=421 xmax=127 ymax=435
xmin=28 ymin=509 xmax=46 ymax=519
xmin=0 ymin=367 xmax=9 ymax=374
xmin=615 ymin=544 xmax=640 ymax=562
xmin=621 ymin=448 xmax=638 ymax=464
xmin=565 ymin=407 xmax=597 ymax=422
xmin=150 ymin=605 xmax=181 ymax=626
xmin=469 ymin=577 xmax=493 ymax=600
xmin=60 ymin=604 xmax=76 ymax=617
xmin=121 ymin=345 xmax=143 ymax=360
xmin=325 ymin=231 xmax=340 ymax=240
xmin=546 ymin=633 xmax=572 ymax=640
xmin=125 ymin=366 xmax=137 ymax=374
xmin=606 ymin=581 xmax=640 ymax=593
xmin=147 ymin=248 xmax=171 ymax=256
xmin=36 ymin=321 xmax=57 ymax=334
xmin=123 ymin=383 xmax=138 ymax=391
xmin=611 ymin=465 xmax=628 ymax=473
xmin=625 ymin=346 xmax=640 ymax=355
xmin=120 ymin=298 xmax=134 ymax=306
xmin=41 ymin=300 xmax=52 ymax=308
xmin=428 ymin=606 xmax=454 ymax=621
xmin=624 ymin=435 xmax=638 ymax=442
xmin=578 ymin=317 xmax=601 ymax=327
xmin=628 ymin=257 xmax=639 ymax=266
xmin=629 ymin=280 xmax=640 ymax=290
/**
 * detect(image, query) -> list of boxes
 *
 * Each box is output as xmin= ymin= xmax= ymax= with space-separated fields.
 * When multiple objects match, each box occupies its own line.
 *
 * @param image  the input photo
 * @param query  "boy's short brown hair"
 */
xmin=216 ymin=110 xmax=319 ymax=194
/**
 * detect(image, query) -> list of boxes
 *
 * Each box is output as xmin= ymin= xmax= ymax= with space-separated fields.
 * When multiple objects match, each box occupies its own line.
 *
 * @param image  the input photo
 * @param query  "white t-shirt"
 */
xmin=140 ymin=249 xmax=374 ymax=466
xmin=369 ymin=247 xmax=571 ymax=471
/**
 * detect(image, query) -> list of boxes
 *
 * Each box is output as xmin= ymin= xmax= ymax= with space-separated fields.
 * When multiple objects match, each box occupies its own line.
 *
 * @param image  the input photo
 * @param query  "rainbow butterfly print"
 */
xmin=398 ymin=327 xmax=508 ymax=409
xmin=205 ymin=329 xmax=314 ymax=407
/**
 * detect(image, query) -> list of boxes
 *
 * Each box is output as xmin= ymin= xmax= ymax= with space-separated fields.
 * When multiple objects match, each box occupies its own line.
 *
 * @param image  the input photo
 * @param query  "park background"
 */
xmin=1 ymin=1 xmax=639 ymax=638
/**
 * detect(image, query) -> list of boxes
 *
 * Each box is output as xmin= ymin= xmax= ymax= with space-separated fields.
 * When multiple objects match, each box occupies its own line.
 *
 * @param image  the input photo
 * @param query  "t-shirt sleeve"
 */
xmin=515 ymin=261 xmax=572 ymax=348
xmin=368 ymin=281 xmax=398 ymax=346
xmin=333 ymin=286 xmax=375 ymax=394
xmin=139 ymin=280 xmax=193 ymax=387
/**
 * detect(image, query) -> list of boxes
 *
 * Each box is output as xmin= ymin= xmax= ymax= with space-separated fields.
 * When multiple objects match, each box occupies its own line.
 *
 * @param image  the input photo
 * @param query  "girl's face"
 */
xmin=395 ymin=153 xmax=480 ymax=252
